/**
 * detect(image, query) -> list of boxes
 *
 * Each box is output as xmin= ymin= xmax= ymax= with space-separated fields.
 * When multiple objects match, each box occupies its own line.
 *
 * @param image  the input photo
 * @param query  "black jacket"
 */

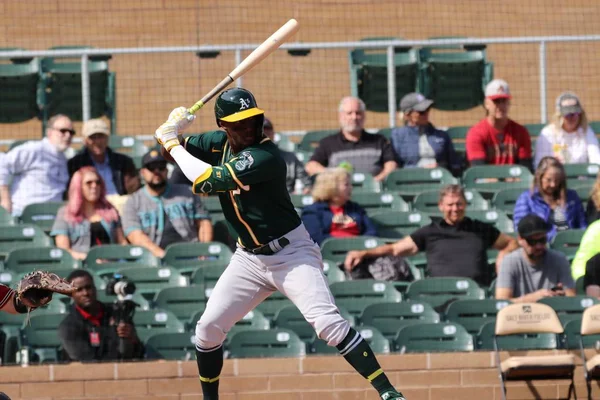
xmin=58 ymin=302 xmax=144 ymax=362
xmin=67 ymin=147 xmax=138 ymax=195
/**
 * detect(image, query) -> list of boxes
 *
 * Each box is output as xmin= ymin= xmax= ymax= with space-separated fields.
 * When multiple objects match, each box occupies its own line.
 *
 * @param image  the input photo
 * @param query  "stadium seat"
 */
xmin=133 ymin=308 xmax=186 ymax=342
xmin=272 ymin=305 xmax=354 ymax=345
xmin=572 ymin=183 xmax=594 ymax=203
xmin=145 ymin=331 xmax=196 ymax=360
xmin=523 ymin=123 xmax=545 ymax=137
xmin=0 ymin=224 xmax=53 ymax=255
xmin=467 ymin=210 xmax=514 ymax=233
xmin=153 ymin=285 xmax=207 ymax=323
xmin=492 ymin=303 xmax=575 ymax=400
xmin=289 ymin=194 xmax=314 ymax=213
xmin=537 ymin=296 xmax=598 ymax=326
xmin=20 ymin=202 xmax=65 ymax=233
xmin=84 ymin=244 xmax=160 ymax=277
xmin=576 ymin=276 xmax=586 ymax=296
xmin=320 ymin=236 xmax=384 ymax=263
xmin=190 ymin=265 xmax=227 ymax=293
xmin=445 ymin=126 xmax=470 ymax=141
xmin=107 ymin=135 xmax=148 ymax=157
xmin=115 ymin=266 xmax=188 ymax=301
xmin=254 ymin=290 xmax=294 ymax=320
xmin=348 ymin=38 xmax=419 ymax=112
xmin=406 ymin=277 xmax=485 ymax=309
xmin=20 ymin=313 xmax=66 ymax=364
xmin=196 ymin=196 xmax=223 ymax=216
xmin=384 ymin=167 xmax=456 ymax=199
xmin=462 ymin=165 xmax=533 ymax=199
xmin=492 ymin=187 xmax=527 ymax=218
xmin=412 ymin=189 xmax=489 ymax=215
xmin=444 ymin=299 xmax=510 ymax=334
xmin=561 ymin=318 xmax=600 ymax=350
xmin=0 ymin=206 xmax=15 ymax=226
xmin=578 ymin=304 xmax=600 ymax=399
xmin=40 ymin=47 xmax=116 ymax=132
xmin=4 ymin=247 xmax=79 ymax=275
xmin=322 ymin=259 xmax=347 ymax=284
xmin=359 ymin=301 xmax=440 ymax=340
xmin=563 ymin=163 xmax=599 ymax=185
xmin=0 ymin=54 xmax=42 ymax=123
xmin=419 ymin=39 xmax=493 ymax=111
xmin=394 ymin=322 xmax=474 ymax=353
xmin=162 ymin=241 xmax=232 ymax=276
xmin=370 ymin=210 xmax=432 ymax=238
xmin=329 ymin=280 xmax=402 ymax=318
xmin=297 ymin=129 xmax=338 ymax=152
xmin=376 ymin=128 xmax=392 ymax=140
xmin=477 ymin=320 xmax=559 ymax=351
xmin=550 ymin=229 xmax=586 ymax=261
xmin=310 ymin=325 xmax=389 ymax=355
xmin=227 ymin=328 xmax=306 ymax=359
xmin=0 ymin=313 xmax=26 ymax=364
xmin=226 ymin=309 xmax=271 ymax=339
xmin=352 ymin=192 xmax=409 ymax=215
xmin=272 ymin=133 xmax=296 ymax=152
xmin=349 ymin=172 xmax=381 ymax=193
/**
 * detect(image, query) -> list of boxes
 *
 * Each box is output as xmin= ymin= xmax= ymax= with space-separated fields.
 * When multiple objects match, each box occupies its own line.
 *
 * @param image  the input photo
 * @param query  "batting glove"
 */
xmin=168 ymin=106 xmax=196 ymax=132
xmin=155 ymin=122 xmax=180 ymax=152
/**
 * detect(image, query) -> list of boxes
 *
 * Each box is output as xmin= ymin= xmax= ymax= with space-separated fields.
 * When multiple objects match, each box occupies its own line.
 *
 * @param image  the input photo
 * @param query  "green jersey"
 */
xmin=185 ymin=130 xmax=301 ymax=248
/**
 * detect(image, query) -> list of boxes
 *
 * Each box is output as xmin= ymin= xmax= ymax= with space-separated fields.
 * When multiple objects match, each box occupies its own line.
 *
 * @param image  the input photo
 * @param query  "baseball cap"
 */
xmin=557 ymin=92 xmax=583 ymax=116
xmin=142 ymin=149 xmax=166 ymax=168
xmin=82 ymin=119 xmax=110 ymax=138
xmin=485 ymin=79 xmax=512 ymax=100
xmin=517 ymin=214 xmax=551 ymax=238
xmin=263 ymin=117 xmax=273 ymax=130
xmin=399 ymin=92 xmax=434 ymax=113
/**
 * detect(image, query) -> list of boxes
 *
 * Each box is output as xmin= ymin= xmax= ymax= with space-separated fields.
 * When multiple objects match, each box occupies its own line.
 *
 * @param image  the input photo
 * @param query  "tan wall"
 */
xmin=1 ymin=1 xmax=600 ymax=141
xmin=0 ymin=350 xmax=598 ymax=400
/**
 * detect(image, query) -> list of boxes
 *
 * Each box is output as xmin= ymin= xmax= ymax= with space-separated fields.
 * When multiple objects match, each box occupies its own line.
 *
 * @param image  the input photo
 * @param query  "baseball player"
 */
xmin=154 ymin=88 xmax=406 ymax=400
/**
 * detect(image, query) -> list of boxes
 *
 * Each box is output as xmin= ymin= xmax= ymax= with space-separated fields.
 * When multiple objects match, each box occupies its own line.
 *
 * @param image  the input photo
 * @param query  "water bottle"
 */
xmin=19 ymin=347 xmax=29 ymax=367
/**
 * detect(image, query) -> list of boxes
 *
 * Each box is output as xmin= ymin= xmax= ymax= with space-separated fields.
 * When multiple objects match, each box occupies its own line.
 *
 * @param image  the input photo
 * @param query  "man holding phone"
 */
xmin=496 ymin=214 xmax=575 ymax=302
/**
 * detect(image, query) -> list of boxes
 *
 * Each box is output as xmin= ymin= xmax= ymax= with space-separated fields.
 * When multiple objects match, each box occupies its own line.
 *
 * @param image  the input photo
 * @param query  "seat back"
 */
xmin=145 ymin=332 xmax=197 ymax=360
xmin=477 ymin=321 xmax=560 ymax=350
xmin=4 ymin=247 xmax=79 ymax=274
xmin=360 ymin=301 xmax=439 ymax=339
xmin=445 ymin=299 xmax=511 ymax=334
xmin=108 ymin=135 xmax=148 ymax=157
xmin=298 ymin=130 xmax=338 ymax=152
xmin=0 ymin=224 xmax=53 ymax=254
xmin=320 ymin=236 xmax=384 ymax=263
xmin=445 ymin=126 xmax=470 ymax=141
xmin=538 ymin=296 xmax=598 ymax=325
xmin=495 ymin=303 xmax=563 ymax=336
xmin=467 ymin=210 xmax=514 ymax=233
xmin=492 ymin=187 xmax=527 ymax=218
xmin=0 ymin=57 xmax=42 ymax=123
xmin=133 ymin=309 xmax=186 ymax=342
xmin=352 ymin=192 xmax=409 ymax=215
xmin=462 ymin=166 xmax=533 ymax=198
xmin=21 ymin=313 xmax=65 ymax=363
xmin=563 ymin=318 xmax=600 ymax=349
xmin=227 ymin=328 xmax=306 ymax=359
xmin=19 ymin=202 xmax=64 ymax=233
xmin=84 ymin=244 xmax=160 ymax=277
xmin=572 ymin=183 xmax=594 ymax=203
xmin=384 ymin=167 xmax=456 ymax=196
xmin=395 ymin=322 xmax=474 ymax=353
xmin=550 ymin=229 xmax=586 ymax=260
xmin=116 ymin=266 xmax=188 ymax=301
xmin=190 ymin=265 xmax=228 ymax=292
xmin=349 ymin=172 xmax=381 ymax=193
xmin=563 ymin=163 xmax=600 ymax=185
xmin=330 ymin=280 xmax=402 ymax=317
xmin=406 ymin=277 xmax=485 ymax=309
xmin=369 ymin=211 xmax=432 ymax=238
xmin=153 ymin=285 xmax=207 ymax=322
xmin=581 ymin=304 xmax=600 ymax=336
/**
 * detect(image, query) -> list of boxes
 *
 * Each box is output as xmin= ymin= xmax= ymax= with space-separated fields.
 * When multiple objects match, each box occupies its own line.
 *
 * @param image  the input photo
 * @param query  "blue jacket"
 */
xmin=513 ymin=189 xmax=587 ymax=241
xmin=301 ymin=200 xmax=377 ymax=245
xmin=390 ymin=124 xmax=463 ymax=174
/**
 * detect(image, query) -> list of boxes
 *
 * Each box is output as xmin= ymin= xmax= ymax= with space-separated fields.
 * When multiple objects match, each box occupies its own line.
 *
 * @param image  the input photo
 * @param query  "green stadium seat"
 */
xmin=254 ymin=290 xmax=294 ymax=320
xmin=0 ymin=312 xmax=26 ymax=364
xmin=190 ymin=265 xmax=227 ymax=292
xmin=227 ymin=328 xmax=306 ymax=359
xmin=272 ymin=133 xmax=296 ymax=152
xmin=576 ymin=276 xmax=585 ymax=296
xmin=462 ymin=165 xmax=533 ymax=199
xmin=523 ymin=123 xmax=545 ymax=137
xmin=321 ymin=259 xmax=347 ymax=284
xmin=0 ymin=206 xmax=15 ymax=226
xmin=20 ymin=313 xmax=65 ymax=363
xmin=563 ymin=163 xmax=600 ymax=186
xmin=289 ymin=194 xmax=314 ymax=213
xmin=394 ymin=322 xmax=474 ymax=353
xmin=0 ymin=55 xmax=42 ymax=123
xmin=572 ymin=183 xmax=593 ymax=203
xmin=298 ymin=130 xmax=338 ymax=152
xmin=370 ymin=211 xmax=432 ymax=238
xmin=272 ymin=305 xmax=354 ymax=344
xmin=196 ymin=196 xmax=223 ymax=216
xmin=133 ymin=309 xmax=186 ymax=342
xmin=0 ymin=224 xmax=53 ymax=255
xmin=225 ymin=309 xmax=271 ymax=339
xmin=162 ymin=241 xmax=232 ymax=276
xmin=491 ymin=187 xmax=527 ymax=218
xmin=19 ymin=202 xmax=65 ymax=233
xmin=412 ymin=189 xmax=489 ymax=215
xmin=352 ymin=192 xmax=409 ymax=215
xmin=384 ymin=167 xmax=457 ymax=199
xmin=359 ymin=301 xmax=440 ymax=340
xmin=467 ymin=210 xmax=514 ymax=233
xmin=115 ymin=266 xmax=188 ymax=302
xmin=406 ymin=277 xmax=485 ymax=309
xmin=84 ymin=244 xmax=160 ymax=278
xmin=476 ymin=321 xmax=558 ymax=351
xmin=40 ymin=47 xmax=116 ymax=132
xmin=4 ymin=247 xmax=79 ymax=275
xmin=537 ymin=296 xmax=598 ymax=326
xmin=145 ymin=332 xmax=196 ymax=360
xmin=376 ymin=128 xmax=392 ymax=141
xmin=153 ymin=285 xmax=207 ymax=323
xmin=320 ymin=236 xmax=384 ymax=263
xmin=445 ymin=126 xmax=470 ymax=141
xmin=350 ymin=172 xmax=381 ymax=193
xmin=550 ymin=229 xmax=586 ymax=261
xmin=108 ymin=135 xmax=148 ymax=157
xmin=562 ymin=318 xmax=600 ymax=350
xmin=444 ymin=299 xmax=511 ymax=335
xmin=419 ymin=39 xmax=493 ymax=111
xmin=330 ymin=280 xmax=402 ymax=318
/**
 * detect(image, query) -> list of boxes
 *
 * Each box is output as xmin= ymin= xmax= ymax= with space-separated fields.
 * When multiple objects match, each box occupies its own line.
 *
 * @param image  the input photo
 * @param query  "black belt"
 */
xmin=246 ymin=237 xmax=290 ymax=256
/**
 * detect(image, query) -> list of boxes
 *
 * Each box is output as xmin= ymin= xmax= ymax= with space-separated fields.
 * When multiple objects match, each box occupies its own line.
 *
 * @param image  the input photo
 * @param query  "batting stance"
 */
xmin=154 ymin=88 xmax=406 ymax=400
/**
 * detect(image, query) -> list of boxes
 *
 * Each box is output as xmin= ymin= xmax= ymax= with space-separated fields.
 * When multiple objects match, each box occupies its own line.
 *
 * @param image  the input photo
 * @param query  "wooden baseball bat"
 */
xmin=188 ymin=19 xmax=300 ymax=115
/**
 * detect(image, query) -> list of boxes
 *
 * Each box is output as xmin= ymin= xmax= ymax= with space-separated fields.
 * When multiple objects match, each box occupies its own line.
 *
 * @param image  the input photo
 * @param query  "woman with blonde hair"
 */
xmin=534 ymin=92 xmax=600 ymax=166
xmin=50 ymin=166 xmax=127 ymax=260
xmin=513 ymin=156 xmax=587 ymax=241
xmin=586 ymin=171 xmax=600 ymax=223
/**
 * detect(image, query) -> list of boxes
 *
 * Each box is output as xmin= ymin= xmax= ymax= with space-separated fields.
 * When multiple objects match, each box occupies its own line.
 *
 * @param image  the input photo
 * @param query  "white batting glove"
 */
xmin=167 ymin=106 xmax=196 ymax=132
xmin=154 ymin=122 xmax=180 ymax=152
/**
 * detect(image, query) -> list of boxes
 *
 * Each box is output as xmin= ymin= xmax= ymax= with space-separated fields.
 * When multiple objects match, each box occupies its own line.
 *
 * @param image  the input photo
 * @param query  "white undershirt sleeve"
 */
xmin=169 ymin=145 xmax=212 ymax=183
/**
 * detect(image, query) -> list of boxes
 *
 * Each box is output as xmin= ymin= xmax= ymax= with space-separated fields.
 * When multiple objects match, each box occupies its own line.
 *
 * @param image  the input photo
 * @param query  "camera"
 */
xmin=106 ymin=274 xmax=139 ymax=359
xmin=106 ymin=273 xmax=136 ymax=299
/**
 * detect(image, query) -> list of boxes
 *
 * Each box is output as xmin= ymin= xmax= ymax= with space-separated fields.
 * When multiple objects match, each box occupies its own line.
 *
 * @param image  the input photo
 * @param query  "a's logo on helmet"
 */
xmin=239 ymin=98 xmax=251 ymax=110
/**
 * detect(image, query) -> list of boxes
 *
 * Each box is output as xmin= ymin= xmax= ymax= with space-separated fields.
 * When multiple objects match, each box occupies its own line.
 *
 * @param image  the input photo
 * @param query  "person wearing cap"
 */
xmin=496 ymin=213 xmax=575 ymax=302
xmin=465 ymin=79 xmax=533 ymax=169
xmin=534 ymin=92 xmax=600 ymax=166
xmin=67 ymin=118 xmax=140 ymax=196
xmin=390 ymin=92 xmax=463 ymax=176
xmin=122 ymin=150 xmax=213 ymax=258
xmin=0 ymin=114 xmax=74 ymax=217
xmin=305 ymin=96 xmax=397 ymax=182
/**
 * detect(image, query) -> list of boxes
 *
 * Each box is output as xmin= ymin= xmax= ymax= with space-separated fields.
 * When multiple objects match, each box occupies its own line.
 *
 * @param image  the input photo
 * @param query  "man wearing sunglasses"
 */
xmin=0 ymin=114 xmax=74 ymax=217
xmin=496 ymin=214 xmax=575 ymax=302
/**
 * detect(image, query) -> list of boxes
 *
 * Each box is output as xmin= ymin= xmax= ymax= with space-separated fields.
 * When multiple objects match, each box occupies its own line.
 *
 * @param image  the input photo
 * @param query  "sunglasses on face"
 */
xmin=525 ymin=236 xmax=547 ymax=246
xmin=53 ymin=127 xmax=76 ymax=136
xmin=84 ymin=179 xmax=101 ymax=186
xmin=146 ymin=163 xmax=167 ymax=172
xmin=564 ymin=112 xmax=581 ymax=119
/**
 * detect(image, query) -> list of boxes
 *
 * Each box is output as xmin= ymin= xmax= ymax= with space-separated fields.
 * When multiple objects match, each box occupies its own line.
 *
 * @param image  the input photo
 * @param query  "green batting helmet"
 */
xmin=215 ymin=88 xmax=264 ymax=123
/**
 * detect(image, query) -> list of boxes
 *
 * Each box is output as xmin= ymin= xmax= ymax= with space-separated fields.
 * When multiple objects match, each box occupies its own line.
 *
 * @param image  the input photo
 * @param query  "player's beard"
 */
xmin=147 ymin=179 xmax=167 ymax=191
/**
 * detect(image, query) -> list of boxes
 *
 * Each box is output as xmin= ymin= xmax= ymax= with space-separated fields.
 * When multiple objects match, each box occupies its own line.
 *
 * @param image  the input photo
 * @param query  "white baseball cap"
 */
xmin=485 ymin=79 xmax=512 ymax=100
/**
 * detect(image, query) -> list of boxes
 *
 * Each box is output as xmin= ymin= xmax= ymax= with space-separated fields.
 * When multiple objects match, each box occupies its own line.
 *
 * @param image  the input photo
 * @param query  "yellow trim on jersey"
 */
xmin=192 ymin=167 xmax=214 ymax=191
xmin=198 ymin=375 xmax=220 ymax=383
xmin=219 ymin=107 xmax=265 ymax=122
xmin=260 ymin=137 xmax=270 ymax=144
xmin=224 ymin=163 xmax=245 ymax=190
xmin=367 ymin=368 xmax=383 ymax=382
xmin=228 ymin=191 xmax=261 ymax=247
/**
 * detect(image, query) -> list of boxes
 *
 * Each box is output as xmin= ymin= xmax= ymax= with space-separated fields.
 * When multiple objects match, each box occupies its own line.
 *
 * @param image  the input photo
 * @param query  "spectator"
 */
xmin=390 ymin=93 xmax=462 ymax=175
xmin=0 ymin=114 xmax=74 ymax=217
xmin=534 ymin=92 xmax=600 ymax=166
xmin=68 ymin=119 xmax=141 ymax=195
xmin=496 ymin=214 xmax=575 ymax=302
xmin=50 ymin=166 xmax=127 ymax=261
xmin=58 ymin=270 xmax=144 ymax=361
xmin=513 ymin=156 xmax=586 ymax=241
xmin=571 ymin=218 xmax=600 ymax=281
xmin=466 ymin=79 xmax=532 ymax=169
xmin=583 ymin=253 xmax=600 ymax=298
xmin=305 ymin=96 xmax=397 ymax=181
xmin=585 ymin=170 xmax=600 ymax=224
xmin=123 ymin=150 xmax=213 ymax=258
xmin=169 ymin=164 xmax=192 ymax=186
xmin=263 ymin=117 xmax=312 ymax=194
xmin=344 ymin=184 xmax=518 ymax=286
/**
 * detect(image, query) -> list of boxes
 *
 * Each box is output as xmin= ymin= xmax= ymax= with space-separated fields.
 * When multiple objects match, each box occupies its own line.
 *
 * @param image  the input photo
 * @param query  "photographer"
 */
xmin=58 ymin=270 xmax=144 ymax=361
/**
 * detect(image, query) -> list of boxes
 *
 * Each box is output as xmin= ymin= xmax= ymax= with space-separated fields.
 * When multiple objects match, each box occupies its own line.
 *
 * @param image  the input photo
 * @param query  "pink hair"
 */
xmin=65 ymin=166 xmax=120 ymax=224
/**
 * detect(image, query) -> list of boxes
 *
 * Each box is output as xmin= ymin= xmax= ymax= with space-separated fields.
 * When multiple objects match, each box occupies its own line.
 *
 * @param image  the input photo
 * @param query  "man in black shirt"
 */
xmin=58 ymin=270 xmax=144 ymax=361
xmin=305 ymin=96 xmax=397 ymax=181
xmin=344 ymin=184 xmax=518 ymax=285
